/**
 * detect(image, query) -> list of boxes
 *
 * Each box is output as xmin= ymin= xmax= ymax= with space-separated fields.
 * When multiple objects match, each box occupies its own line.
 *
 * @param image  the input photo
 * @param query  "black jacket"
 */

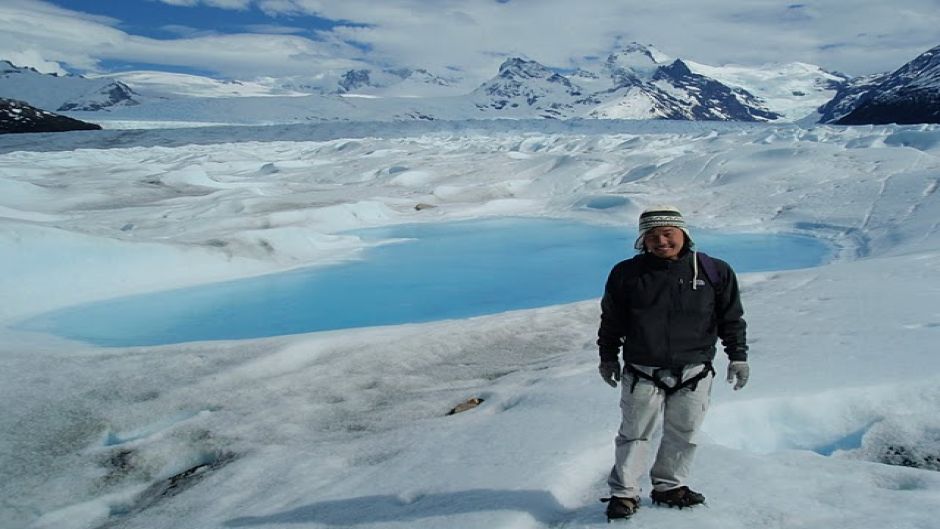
xmin=597 ymin=250 xmax=747 ymax=367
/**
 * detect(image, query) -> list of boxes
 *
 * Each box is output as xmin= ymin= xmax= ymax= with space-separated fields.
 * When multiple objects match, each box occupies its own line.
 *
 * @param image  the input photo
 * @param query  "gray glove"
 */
xmin=599 ymin=360 xmax=621 ymax=388
xmin=726 ymin=361 xmax=749 ymax=390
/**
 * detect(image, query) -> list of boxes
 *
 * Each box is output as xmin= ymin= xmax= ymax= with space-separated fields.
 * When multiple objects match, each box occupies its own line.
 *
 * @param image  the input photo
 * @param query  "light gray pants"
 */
xmin=608 ymin=363 xmax=713 ymax=498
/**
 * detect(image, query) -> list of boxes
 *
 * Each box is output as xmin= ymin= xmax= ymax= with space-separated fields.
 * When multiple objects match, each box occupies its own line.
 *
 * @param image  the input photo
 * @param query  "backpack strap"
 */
xmin=696 ymin=251 xmax=721 ymax=293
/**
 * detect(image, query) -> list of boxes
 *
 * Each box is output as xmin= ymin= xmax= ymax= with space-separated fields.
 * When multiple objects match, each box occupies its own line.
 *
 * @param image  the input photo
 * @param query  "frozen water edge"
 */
xmin=2 ymin=121 xmax=940 ymax=528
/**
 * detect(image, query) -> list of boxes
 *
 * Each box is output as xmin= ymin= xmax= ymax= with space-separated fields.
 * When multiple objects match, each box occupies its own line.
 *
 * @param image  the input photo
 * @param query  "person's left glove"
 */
xmin=726 ymin=361 xmax=749 ymax=390
xmin=599 ymin=360 xmax=621 ymax=388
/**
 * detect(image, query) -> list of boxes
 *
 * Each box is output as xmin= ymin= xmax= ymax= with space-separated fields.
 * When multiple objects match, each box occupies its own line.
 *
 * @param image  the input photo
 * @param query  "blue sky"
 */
xmin=1 ymin=0 xmax=938 ymax=85
xmin=53 ymin=0 xmax=349 ymax=39
xmin=46 ymin=0 xmax=359 ymax=76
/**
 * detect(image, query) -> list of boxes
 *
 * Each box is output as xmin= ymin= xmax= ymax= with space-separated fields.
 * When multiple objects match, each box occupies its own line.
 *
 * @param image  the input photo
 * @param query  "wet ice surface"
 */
xmin=2 ymin=121 xmax=940 ymax=529
xmin=20 ymin=218 xmax=828 ymax=346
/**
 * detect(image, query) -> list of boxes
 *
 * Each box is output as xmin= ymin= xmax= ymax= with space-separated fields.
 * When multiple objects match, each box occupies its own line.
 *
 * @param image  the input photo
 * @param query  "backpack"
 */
xmin=696 ymin=252 xmax=727 ymax=314
xmin=696 ymin=251 xmax=722 ymax=295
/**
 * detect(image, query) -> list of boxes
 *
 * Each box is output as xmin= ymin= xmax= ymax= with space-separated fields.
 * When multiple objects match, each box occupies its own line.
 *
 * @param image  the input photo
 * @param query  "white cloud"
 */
xmin=115 ymin=33 xmax=367 ymax=76
xmin=1 ymin=0 xmax=938 ymax=83
xmin=4 ymin=48 xmax=67 ymax=75
xmin=0 ymin=0 xmax=127 ymax=72
xmin=0 ymin=0 xmax=366 ymax=77
xmin=255 ymin=0 xmax=940 ymax=78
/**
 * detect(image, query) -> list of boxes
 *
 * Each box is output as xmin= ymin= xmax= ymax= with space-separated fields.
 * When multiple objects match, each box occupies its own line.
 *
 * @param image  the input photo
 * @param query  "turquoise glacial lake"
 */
xmin=19 ymin=218 xmax=829 ymax=347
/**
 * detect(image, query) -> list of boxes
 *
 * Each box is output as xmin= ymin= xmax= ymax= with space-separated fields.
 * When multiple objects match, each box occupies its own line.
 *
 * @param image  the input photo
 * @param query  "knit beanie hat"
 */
xmin=633 ymin=205 xmax=694 ymax=250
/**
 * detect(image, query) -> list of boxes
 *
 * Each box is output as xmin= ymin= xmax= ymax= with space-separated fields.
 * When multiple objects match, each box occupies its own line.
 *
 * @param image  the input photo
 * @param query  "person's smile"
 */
xmin=643 ymin=227 xmax=684 ymax=260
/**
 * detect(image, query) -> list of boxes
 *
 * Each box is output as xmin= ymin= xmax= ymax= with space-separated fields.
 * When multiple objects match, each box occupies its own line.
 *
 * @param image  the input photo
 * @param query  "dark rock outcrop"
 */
xmin=652 ymin=59 xmax=781 ymax=121
xmin=0 ymin=97 xmax=101 ymax=134
xmin=822 ymin=44 xmax=940 ymax=125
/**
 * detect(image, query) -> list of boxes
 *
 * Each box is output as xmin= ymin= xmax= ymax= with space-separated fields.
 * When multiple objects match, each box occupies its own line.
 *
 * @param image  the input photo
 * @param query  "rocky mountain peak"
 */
xmin=471 ymin=57 xmax=583 ymax=117
xmin=13 ymin=41 xmax=936 ymax=125
xmin=58 ymin=81 xmax=139 ymax=112
xmin=654 ymin=59 xmax=693 ymax=79
xmin=833 ymin=43 xmax=940 ymax=125
xmin=398 ymin=68 xmax=451 ymax=87
xmin=335 ymin=67 xmax=455 ymax=94
xmin=889 ymin=44 xmax=940 ymax=89
xmin=339 ymin=69 xmax=372 ymax=92
xmin=497 ymin=58 xmax=556 ymax=80
xmin=487 ymin=57 xmax=579 ymax=91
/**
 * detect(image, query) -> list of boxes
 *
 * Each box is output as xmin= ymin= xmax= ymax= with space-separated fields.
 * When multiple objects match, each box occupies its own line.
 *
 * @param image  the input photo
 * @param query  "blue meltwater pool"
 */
xmin=18 ymin=217 xmax=830 ymax=347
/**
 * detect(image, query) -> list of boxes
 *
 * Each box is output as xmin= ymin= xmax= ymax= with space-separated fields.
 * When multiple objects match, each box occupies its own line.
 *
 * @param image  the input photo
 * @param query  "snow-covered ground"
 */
xmin=2 ymin=120 xmax=940 ymax=529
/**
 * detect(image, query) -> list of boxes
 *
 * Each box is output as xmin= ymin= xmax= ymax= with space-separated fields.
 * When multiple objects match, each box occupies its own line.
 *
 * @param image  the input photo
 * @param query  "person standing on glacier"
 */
xmin=597 ymin=205 xmax=749 ymax=521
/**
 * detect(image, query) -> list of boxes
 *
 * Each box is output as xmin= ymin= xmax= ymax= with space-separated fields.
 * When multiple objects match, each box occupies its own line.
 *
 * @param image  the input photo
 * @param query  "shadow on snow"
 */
xmin=223 ymin=488 xmax=578 ymax=526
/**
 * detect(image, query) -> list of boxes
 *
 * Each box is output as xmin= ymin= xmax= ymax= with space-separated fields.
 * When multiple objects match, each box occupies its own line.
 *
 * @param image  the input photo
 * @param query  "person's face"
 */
xmin=643 ymin=226 xmax=685 ymax=260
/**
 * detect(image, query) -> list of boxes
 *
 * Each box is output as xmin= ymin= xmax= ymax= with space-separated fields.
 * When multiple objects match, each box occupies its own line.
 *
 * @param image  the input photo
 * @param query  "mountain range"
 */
xmin=468 ymin=46 xmax=798 ymax=122
xmin=1 ymin=43 xmax=938 ymax=132
xmin=0 ymin=61 xmax=140 ymax=112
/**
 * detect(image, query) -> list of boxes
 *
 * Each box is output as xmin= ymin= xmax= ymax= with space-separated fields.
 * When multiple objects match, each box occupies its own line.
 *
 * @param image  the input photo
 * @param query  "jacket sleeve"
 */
xmin=716 ymin=262 xmax=748 ymax=362
xmin=597 ymin=265 xmax=626 ymax=362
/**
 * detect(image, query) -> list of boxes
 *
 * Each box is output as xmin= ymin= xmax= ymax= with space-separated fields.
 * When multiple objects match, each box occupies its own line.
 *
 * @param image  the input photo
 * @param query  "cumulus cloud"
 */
xmin=0 ymin=0 xmax=127 ymax=72
xmin=115 ymin=32 xmax=366 ymax=76
xmin=318 ymin=1 xmax=939 ymax=75
xmin=0 ymin=0 xmax=366 ymax=77
xmin=1 ymin=0 xmax=938 ymax=83
xmin=268 ymin=0 xmax=940 ymax=78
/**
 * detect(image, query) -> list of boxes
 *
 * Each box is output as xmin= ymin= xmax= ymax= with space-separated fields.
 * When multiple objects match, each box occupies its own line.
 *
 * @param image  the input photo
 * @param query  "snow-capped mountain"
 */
xmin=471 ymin=58 xmax=585 ymax=118
xmin=0 ymin=97 xmax=101 ymax=133
xmin=686 ymin=61 xmax=848 ymax=122
xmin=816 ymin=73 xmax=889 ymax=124
xmin=337 ymin=68 xmax=455 ymax=96
xmin=58 ymin=80 xmax=139 ymax=111
xmin=8 ymin=42 xmax=939 ymax=128
xmin=832 ymin=44 xmax=940 ymax=125
xmin=265 ymin=67 xmax=461 ymax=98
xmin=0 ymin=61 xmax=460 ymax=111
xmin=0 ymin=61 xmax=140 ymax=112
xmin=669 ymin=60 xmax=780 ymax=120
xmin=470 ymin=45 xmax=780 ymax=121
xmin=95 ymin=70 xmax=307 ymax=99
xmin=592 ymin=44 xmax=780 ymax=121
xmin=605 ymin=43 xmax=662 ymax=86
xmin=629 ymin=57 xmax=780 ymax=121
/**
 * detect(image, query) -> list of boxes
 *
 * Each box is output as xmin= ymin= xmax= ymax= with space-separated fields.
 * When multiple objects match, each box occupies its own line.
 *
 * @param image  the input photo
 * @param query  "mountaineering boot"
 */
xmin=650 ymin=486 xmax=705 ymax=508
xmin=601 ymin=496 xmax=639 ymax=522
